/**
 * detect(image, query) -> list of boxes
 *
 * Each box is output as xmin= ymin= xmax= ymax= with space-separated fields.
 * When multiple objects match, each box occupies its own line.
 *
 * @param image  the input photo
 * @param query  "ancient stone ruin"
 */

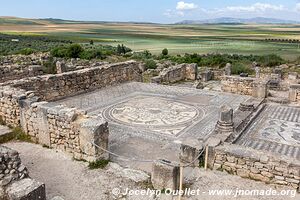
xmin=0 ymin=55 xmax=300 ymax=199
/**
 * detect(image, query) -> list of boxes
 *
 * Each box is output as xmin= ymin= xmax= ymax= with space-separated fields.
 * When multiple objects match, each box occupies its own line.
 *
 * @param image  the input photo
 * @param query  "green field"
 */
xmin=1 ymin=17 xmax=300 ymax=60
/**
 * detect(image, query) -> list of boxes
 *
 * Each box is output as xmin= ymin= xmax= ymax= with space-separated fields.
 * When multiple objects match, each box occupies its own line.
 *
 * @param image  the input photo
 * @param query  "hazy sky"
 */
xmin=0 ymin=0 xmax=299 ymax=23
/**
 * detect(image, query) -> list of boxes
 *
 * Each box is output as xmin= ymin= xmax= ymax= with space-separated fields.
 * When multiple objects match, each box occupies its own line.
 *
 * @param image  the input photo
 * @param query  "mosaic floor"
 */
xmin=54 ymin=82 xmax=249 ymax=141
xmin=236 ymin=104 xmax=300 ymax=160
xmin=53 ymin=82 xmax=250 ymax=170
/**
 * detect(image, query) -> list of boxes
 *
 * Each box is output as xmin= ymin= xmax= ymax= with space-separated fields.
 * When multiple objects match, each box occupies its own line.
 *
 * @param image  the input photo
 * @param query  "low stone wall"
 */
xmin=221 ymin=76 xmax=267 ymax=98
xmin=0 ymin=65 xmax=44 ymax=83
xmin=0 ymin=145 xmax=28 ymax=187
xmin=19 ymin=98 xmax=109 ymax=162
xmin=0 ymin=87 xmax=28 ymax=127
xmin=0 ymin=145 xmax=46 ymax=200
xmin=221 ymin=76 xmax=256 ymax=96
xmin=212 ymin=144 xmax=300 ymax=190
xmin=11 ymin=60 xmax=142 ymax=101
xmin=151 ymin=63 xmax=197 ymax=84
xmin=0 ymin=86 xmax=110 ymax=161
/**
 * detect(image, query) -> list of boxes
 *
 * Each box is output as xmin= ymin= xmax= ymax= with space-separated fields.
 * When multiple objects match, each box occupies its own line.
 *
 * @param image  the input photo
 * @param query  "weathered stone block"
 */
xmin=237 ymin=169 xmax=250 ymax=178
xmin=179 ymin=140 xmax=203 ymax=167
xmin=79 ymin=118 xmax=109 ymax=161
xmin=151 ymin=160 xmax=180 ymax=190
xmin=6 ymin=178 xmax=46 ymax=200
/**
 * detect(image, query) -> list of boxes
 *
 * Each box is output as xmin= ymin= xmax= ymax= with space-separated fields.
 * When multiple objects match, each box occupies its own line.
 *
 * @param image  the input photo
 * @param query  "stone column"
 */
xmin=216 ymin=105 xmax=234 ymax=133
xmin=224 ymin=63 xmax=232 ymax=76
xmin=239 ymin=102 xmax=255 ymax=112
xmin=151 ymin=160 xmax=180 ymax=190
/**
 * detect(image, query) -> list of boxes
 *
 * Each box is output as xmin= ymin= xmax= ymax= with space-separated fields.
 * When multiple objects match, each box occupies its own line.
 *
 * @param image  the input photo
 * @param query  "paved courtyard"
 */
xmin=53 ymin=82 xmax=250 ymax=171
xmin=236 ymin=104 xmax=300 ymax=160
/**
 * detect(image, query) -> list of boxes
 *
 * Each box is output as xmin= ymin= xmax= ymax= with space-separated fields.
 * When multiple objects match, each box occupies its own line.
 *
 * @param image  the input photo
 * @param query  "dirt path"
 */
xmin=4 ymin=142 xmax=299 ymax=200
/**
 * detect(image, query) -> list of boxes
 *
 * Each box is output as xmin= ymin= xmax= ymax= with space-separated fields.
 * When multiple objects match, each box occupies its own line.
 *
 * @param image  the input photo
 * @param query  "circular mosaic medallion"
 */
xmin=103 ymin=96 xmax=202 ymax=129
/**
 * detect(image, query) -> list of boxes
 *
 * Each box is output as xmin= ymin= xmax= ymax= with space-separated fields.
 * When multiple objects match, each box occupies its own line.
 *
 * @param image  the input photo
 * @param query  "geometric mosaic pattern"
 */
xmin=236 ymin=104 xmax=300 ymax=160
xmin=54 ymin=82 xmax=250 ymax=141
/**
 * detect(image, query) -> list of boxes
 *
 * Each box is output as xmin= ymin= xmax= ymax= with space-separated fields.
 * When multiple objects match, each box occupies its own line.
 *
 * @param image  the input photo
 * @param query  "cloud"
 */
xmin=225 ymin=3 xmax=284 ymax=12
xmin=164 ymin=1 xmax=198 ymax=17
xmin=176 ymin=1 xmax=198 ymax=11
xmin=296 ymin=3 xmax=300 ymax=12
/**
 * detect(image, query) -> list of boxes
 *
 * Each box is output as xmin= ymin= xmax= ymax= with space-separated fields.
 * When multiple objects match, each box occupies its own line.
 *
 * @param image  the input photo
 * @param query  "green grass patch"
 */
xmin=88 ymin=159 xmax=110 ymax=169
xmin=0 ymin=126 xmax=33 ymax=144
xmin=12 ymin=127 xmax=33 ymax=142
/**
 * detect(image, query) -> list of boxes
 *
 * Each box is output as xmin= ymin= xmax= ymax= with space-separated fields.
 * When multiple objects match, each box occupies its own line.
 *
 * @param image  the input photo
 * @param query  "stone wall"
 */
xmin=0 ymin=145 xmax=46 ymax=200
xmin=221 ymin=76 xmax=256 ymax=96
xmin=0 ymin=87 xmax=28 ymax=127
xmin=151 ymin=63 xmax=197 ymax=84
xmin=11 ymin=60 xmax=142 ymax=101
xmin=19 ymin=98 xmax=109 ymax=162
xmin=0 ymin=145 xmax=28 ymax=188
xmin=221 ymin=76 xmax=267 ymax=98
xmin=0 ymin=65 xmax=44 ymax=83
xmin=212 ymin=144 xmax=300 ymax=190
xmin=0 ymin=61 xmax=141 ymax=161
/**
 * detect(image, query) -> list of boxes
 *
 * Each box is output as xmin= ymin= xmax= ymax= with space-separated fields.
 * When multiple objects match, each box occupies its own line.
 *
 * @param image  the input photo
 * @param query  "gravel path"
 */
xmin=4 ymin=142 xmax=299 ymax=200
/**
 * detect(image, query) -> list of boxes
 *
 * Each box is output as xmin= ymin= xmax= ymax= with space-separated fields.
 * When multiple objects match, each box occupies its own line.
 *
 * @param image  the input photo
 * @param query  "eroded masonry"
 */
xmin=0 ymin=56 xmax=300 ymax=199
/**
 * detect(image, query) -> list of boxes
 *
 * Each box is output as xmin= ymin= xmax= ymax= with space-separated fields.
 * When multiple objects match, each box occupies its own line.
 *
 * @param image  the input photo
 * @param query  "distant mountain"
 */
xmin=176 ymin=17 xmax=300 ymax=25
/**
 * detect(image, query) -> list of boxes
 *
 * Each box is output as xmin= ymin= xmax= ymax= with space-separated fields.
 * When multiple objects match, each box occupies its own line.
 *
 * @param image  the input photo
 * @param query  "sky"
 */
xmin=0 ymin=0 xmax=299 ymax=23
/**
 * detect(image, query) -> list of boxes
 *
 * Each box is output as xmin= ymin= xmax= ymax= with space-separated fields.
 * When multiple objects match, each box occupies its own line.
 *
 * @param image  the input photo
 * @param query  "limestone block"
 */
xmin=56 ymin=61 xmax=67 ymax=74
xmin=179 ymin=139 xmax=203 ymax=167
xmin=185 ymin=63 xmax=198 ymax=80
xmin=151 ymin=160 xmax=180 ymax=190
xmin=289 ymin=85 xmax=300 ymax=102
xmin=6 ymin=178 xmax=46 ymax=200
xmin=237 ymin=169 xmax=250 ymax=178
xmin=253 ymin=82 xmax=268 ymax=98
xmin=79 ymin=118 xmax=109 ymax=161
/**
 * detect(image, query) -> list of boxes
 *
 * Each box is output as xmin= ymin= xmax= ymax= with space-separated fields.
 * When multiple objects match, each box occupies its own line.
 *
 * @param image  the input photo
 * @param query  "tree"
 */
xmin=67 ymin=44 xmax=84 ymax=58
xmin=90 ymin=40 xmax=94 ymax=45
xmin=162 ymin=48 xmax=168 ymax=56
xmin=117 ymin=44 xmax=132 ymax=55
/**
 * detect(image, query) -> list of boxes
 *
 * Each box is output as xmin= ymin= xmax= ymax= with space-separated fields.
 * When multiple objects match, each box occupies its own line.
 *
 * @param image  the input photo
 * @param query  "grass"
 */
xmin=0 ymin=126 xmax=33 ymax=144
xmin=88 ymin=159 xmax=110 ymax=169
xmin=0 ymin=18 xmax=299 ymax=60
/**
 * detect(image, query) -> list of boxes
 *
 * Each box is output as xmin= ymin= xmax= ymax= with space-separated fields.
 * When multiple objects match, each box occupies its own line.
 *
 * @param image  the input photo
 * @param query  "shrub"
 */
xmin=88 ymin=159 xmax=110 ymax=169
xmin=117 ymin=44 xmax=132 ymax=55
xmin=50 ymin=46 xmax=68 ymax=57
xmin=42 ymin=57 xmax=57 ymax=74
xmin=256 ymin=54 xmax=284 ymax=67
xmin=231 ymin=63 xmax=255 ymax=75
xmin=132 ymin=50 xmax=153 ymax=60
xmin=51 ymin=44 xmax=84 ymax=58
xmin=79 ymin=49 xmax=103 ymax=60
xmin=162 ymin=48 xmax=168 ymax=56
xmin=67 ymin=44 xmax=84 ymax=58
xmin=18 ymin=48 xmax=35 ymax=55
xmin=144 ymin=59 xmax=157 ymax=70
